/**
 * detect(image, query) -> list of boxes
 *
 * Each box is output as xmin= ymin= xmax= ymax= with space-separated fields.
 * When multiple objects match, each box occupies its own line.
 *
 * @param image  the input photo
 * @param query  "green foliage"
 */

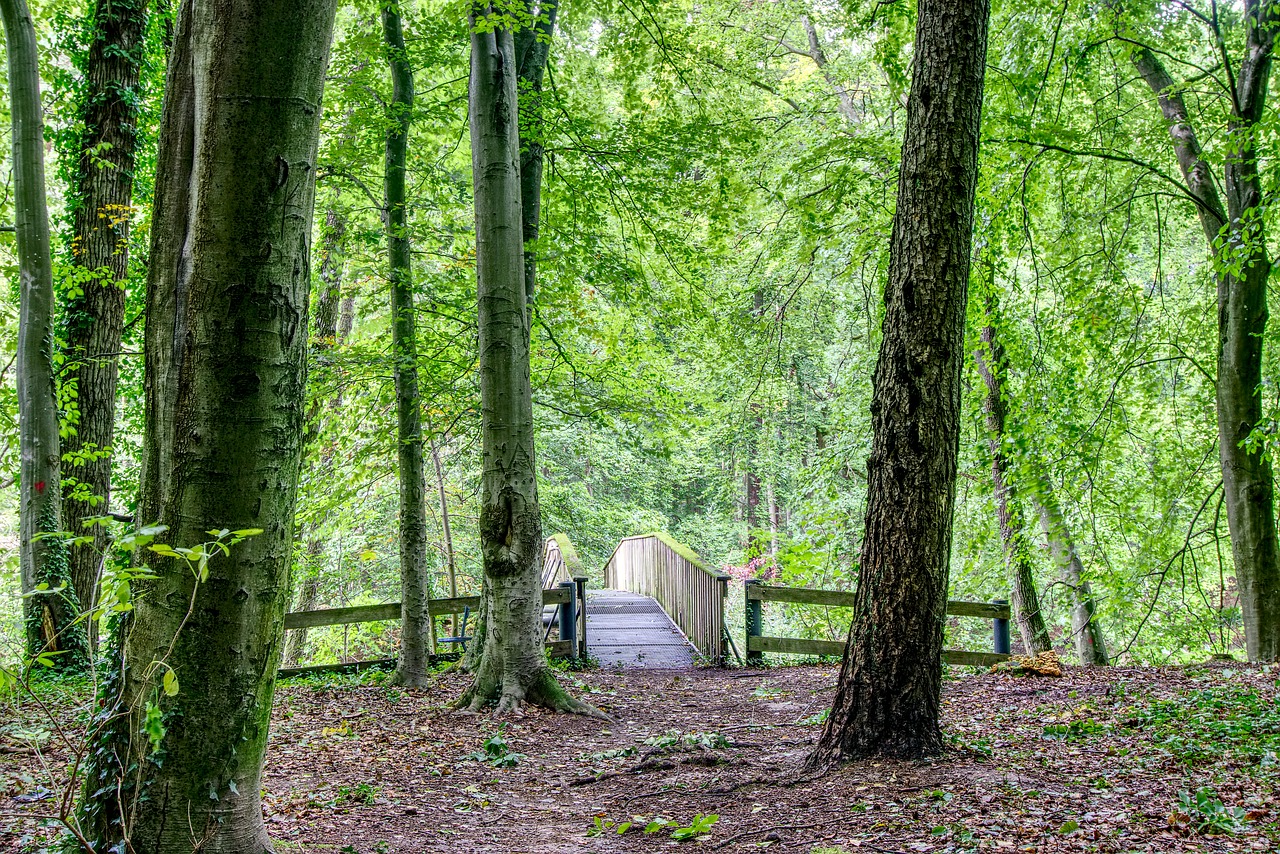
xmin=463 ymin=726 xmax=526 ymax=767
xmin=1174 ymin=787 xmax=1249 ymax=835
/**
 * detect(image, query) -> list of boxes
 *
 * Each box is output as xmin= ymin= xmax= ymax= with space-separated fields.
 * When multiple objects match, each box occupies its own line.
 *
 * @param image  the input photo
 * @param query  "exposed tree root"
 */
xmin=453 ymin=665 xmax=611 ymax=720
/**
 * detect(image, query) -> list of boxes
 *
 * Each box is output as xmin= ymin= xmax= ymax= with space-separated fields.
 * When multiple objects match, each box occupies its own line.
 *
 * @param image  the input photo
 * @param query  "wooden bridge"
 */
xmin=278 ymin=532 xmax=1010 ymax=675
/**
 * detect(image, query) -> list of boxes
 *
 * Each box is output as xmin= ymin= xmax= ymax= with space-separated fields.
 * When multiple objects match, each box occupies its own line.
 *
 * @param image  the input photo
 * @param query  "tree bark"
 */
xmin=809 ymin=0 xmax=989 ymax=764
xmin=1036 ymin=485 xmax=1109 ymax=665
xmin=77 ymin=2 xmax=338 ymax=849
xmin=62 ymin=0 xmax=150 ymax=639
xmin=4 ymin=0 xmax=88 ymax=668
xmin=289 ymin=211 xmax=347 ymax=668
xmin=973 ymin=284 xmax=1051 ymax=654
xmin=515 ymin=0 xmax=557 ymax=310
xmin=1128 ymin=4 xmax=1280 ymax=660
xmin=461 ymin=2 xmax=594 ymax=715
xmin=382 ymin=0 xmax=434 ymax=687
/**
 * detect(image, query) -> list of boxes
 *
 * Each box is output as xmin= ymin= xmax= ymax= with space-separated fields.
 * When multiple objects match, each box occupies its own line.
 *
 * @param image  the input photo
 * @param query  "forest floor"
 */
xmin=2 ymin=661 xmax=1279 ymax=853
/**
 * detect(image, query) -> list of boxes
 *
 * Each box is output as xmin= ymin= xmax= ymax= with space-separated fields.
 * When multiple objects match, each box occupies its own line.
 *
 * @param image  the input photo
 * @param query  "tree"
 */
xmin=382 ymin=0 xmax=434 ymax=688
xmin=61 ymin=0 xmax=151 ymax=637
xmin=4 ymin=0 xmax=89 ymax=668
xmin=1119 ymin=2 xmax=1280 ymax=661
xmin=1037 ymin=483 xmax=1110 ymax=665
xmin=809 ymin=0 xmax=990 ymax=763
xmin=460 ymin=0 xmax=594 ymax=713
xmin=973 ymin=273 xmax=1051 ymax=655
xmin=77 ymin=1 xmax=339 ymax=848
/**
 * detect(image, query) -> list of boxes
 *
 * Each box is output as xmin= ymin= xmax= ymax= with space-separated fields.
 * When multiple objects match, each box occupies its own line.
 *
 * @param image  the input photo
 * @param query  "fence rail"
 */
xmin=604 ymin=533 xmax=728 ymax=663
xmin=279 ymin=536 xmax=585 ymax=676
xmin=744 ymin=582 xmax=1012 ymax=668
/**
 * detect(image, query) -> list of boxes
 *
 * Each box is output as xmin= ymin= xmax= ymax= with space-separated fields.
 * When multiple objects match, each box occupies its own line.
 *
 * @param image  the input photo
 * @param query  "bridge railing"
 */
xmin=743 ymin=581 xmax=1013 ymax=667
xmin=604 ymin=533 xmax=729 ymax=664
xmin=279 ymin=535 xmax=585 ymax=676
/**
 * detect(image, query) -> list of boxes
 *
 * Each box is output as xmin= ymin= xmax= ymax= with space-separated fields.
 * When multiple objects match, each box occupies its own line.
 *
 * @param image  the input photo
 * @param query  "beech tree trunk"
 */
xmin=1036 ymin=486 xmax=1109 ymax=665
xmin=461 ymin=3 xmax=593 ymax=714
xmin=382 ymin=0 xmax=434 ymax=687
xmin=77 ymin=3 xmax=338 ymax=850
xmin=974 ymin=285 xmax=1051 ymax=654
xmin=5 ymin=0 xmax=88 ymax=667
xmin=1128 ymin=5 xmax=1280 ymax=661
xmin=62 ymin=0 xmax=150 ymax=636
xmin=809 ymin=0 xmax=989 ymax=764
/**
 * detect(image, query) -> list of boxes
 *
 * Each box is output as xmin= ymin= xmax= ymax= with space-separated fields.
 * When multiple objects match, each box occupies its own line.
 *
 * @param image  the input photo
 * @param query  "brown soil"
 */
xmin=4 ymin=663 xmax=1279 ymax=853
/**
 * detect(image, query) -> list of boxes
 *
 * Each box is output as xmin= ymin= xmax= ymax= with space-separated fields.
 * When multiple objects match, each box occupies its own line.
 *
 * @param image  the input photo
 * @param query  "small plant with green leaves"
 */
xmin=464 ymin=725 xmax=526 ymax=768
xmin=335 ymin=782 xmax=380 ymax=806
xmin=669 ymin=813 xmax=719 ymax=841
xmin=1172 ymin=787 xmax=1249 ymax=835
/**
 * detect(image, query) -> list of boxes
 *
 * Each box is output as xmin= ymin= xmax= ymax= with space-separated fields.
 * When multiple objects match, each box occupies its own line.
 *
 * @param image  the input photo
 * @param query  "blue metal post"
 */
xmin=993 ymin=597 xmax=1011 ymax=655
xmin=745 ymin=579 xmax=764 ymax=666
xmin=559 ymin=581 xmax=578 ymax=658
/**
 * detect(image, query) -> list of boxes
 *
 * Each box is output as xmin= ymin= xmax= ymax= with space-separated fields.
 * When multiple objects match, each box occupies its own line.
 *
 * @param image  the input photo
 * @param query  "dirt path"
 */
xmin=4 ymin=663 xmax=1280 ymax=852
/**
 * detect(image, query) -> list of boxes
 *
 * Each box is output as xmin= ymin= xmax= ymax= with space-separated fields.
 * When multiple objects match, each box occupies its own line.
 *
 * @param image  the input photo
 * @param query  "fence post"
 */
xmin=559 ymin=581 xmax=578 ymax=659
xmin=745 ymin=579 xmax=764 ymax=666
xmin=573 ymin=575 xmax=588 ymax=660
xmin=992 ymin=597 xmax=1010 ymax=656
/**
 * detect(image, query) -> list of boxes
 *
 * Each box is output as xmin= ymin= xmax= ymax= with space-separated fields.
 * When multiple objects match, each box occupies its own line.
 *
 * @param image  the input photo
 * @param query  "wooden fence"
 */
xmin=604 ymin=533 xmax=729 ymax=664
xmin=744 ymin=581 xmax=1012 ymax=667
xmin=279 ymin=536 xmax=587 ymax=677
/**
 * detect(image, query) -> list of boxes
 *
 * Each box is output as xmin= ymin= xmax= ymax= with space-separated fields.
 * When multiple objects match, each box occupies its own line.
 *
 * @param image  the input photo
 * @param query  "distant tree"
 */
xmin=973 ymin=271 xmax=1051 ymax=655
xmin=809 ymin=0 xmax=991 ymax=763
xmin=382 ymin=0 xmax=434 ymax=687
xmin=1119 ymin=2 xmax=1280 ymax=662
xmin=61 ymin=0 xmax=152 ymax=639
xmin=77 ymin=1 xmax=339 ymax=848
xmin=4 ymin=0 xmax=88 ymax=668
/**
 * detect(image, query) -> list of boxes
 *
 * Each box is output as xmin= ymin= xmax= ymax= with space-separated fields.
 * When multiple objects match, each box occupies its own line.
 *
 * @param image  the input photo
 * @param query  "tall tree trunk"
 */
xmin=62 ymin=0 xmax=150 ymax=641
xmin=5 ymin=0 xmax=88 ymax=668
xmin=284 ymin=544 xmax=322 ymax=668
xmin=809 ymin=0 xmax=989 ymax=765
xmin=515 ymin=0 xmax=557 ymax=309
xmin=430 ymin=433 xmax=459 ymax=601
xmin=1036 ymin=485 xmax=1109 ymax=665
xmin=382 ymin=0 xmax=434 ymax=687
xmin=1127 ymin=5 xmax=1280 ymax=661
xmin=973 ymin=284 xmax=1051 ymax=654
xmin=77 ymin=3 xmax=337 ymax=849
xmin=289 ymin=210 xmax=347 ymax=668
xmin=461 ymin=2 xmax=594 ymax=715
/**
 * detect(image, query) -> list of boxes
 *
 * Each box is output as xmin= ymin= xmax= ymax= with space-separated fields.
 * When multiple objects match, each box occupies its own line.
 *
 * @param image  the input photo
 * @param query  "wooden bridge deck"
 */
xmin=585 ymin=589 xmax=696 ymax=668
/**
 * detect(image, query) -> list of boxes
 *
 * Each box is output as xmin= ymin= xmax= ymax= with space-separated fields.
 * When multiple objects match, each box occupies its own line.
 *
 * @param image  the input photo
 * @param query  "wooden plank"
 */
xmin=276 ymin=637 xmax=578 ymax=677
xmin=748 ymin=585 xmax=856 ymax=607
xmin=942 ymin=649 xmax=1009 ymax=667
xmin=284 ymin=603 xmax=401 ymax=630
xmin=945 ymin=601 xmax=1009 ymax=620
xmin=746 ymin=586 xmax=1010 ymax=621
xmin=284 ymin=588 xmax=573 ymax=631
xmin=748 ymin=636 xmax=846 ymax=657
xmin=747 ymin=636 xmax=1008 ymax=667
xmin=429 ymin=595 xmax=481 ymax=616
xmin=546 ymin=639 xmax=574 ymax=659
xmin=277 ymin=657 xmax=401 ymax=678
xmin=541 ymin=587 xmax=572 ymax=605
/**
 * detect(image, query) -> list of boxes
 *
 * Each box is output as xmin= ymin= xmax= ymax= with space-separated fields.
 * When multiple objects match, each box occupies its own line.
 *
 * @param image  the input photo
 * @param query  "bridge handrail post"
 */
xmin=559 ymin=581 xmax=578 ymax=658
xmin=745 ymin=579 xmax=764 ymax=666
xmin=992 ymin=597 xmax=1010 ymax=655
xmin=574 ymin=575 xmax=588 ymax=659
